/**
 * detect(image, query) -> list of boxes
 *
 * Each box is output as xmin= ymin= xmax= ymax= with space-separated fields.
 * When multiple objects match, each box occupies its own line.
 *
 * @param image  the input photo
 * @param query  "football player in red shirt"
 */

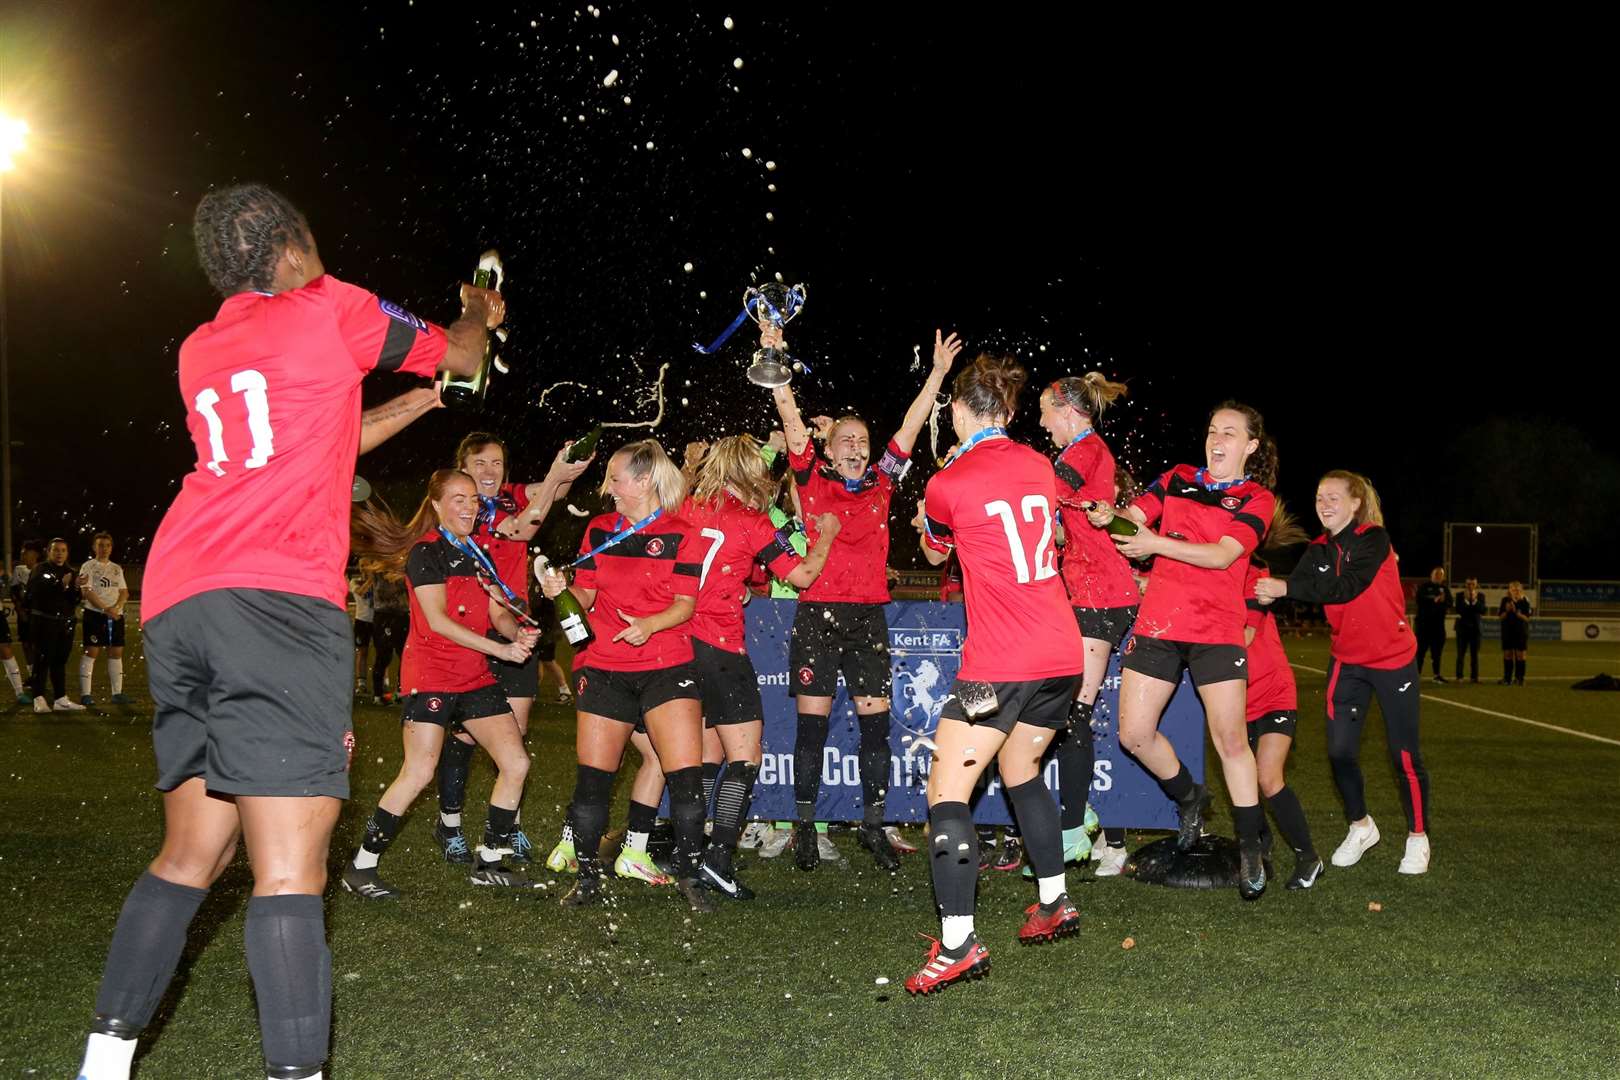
xmin=428 ymin=432 xmax=592 ymax=866
xmin=78 ymin=185 xmax=499 ymax=1080
xmin=1037 ymin=373 xmax=1134 ymax=866
xmin=1084 ymin=402 xmax=1278 ymax=901
xmin=683 ymin=435 xmax=839 ymax=898
xmin=769 ymin=325 xmax=961 ymax=871
xmin=540 ymin=440 xmax=713 ymax=910
xmin=1254 ymin=470 xmax=1431 ymax=875
xmin=907 ymin=352 xmax=1084 ymax=994
xmin=341 ymin=470 xmax=540 ymax=896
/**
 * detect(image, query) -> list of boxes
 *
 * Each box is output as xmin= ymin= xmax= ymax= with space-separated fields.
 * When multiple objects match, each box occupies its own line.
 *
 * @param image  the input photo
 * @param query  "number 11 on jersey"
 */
xmin=195 ymin=369 xmax=275 ymax=476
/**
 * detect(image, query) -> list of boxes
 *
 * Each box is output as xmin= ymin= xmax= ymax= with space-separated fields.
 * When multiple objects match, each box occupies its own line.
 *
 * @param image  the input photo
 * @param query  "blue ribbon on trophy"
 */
xmin=692 ymin=283 xmax=809 ymax=387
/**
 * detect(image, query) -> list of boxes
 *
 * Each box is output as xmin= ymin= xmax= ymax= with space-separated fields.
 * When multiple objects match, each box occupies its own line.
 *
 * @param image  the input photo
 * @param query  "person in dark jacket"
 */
xmin=1412 ymin=567 xmax=1451 ymax=682
xmin=1453 ymin=577 xmax=1487 ymax=683
xmin=1254 ymin=470 xmax=1430 ymax=876
xmin=25 ymin=539 xmax=85 ymax=713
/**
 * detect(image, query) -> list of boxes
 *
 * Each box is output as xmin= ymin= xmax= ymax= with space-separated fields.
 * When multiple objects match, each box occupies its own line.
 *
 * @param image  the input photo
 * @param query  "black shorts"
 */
xmin=1122 ymin=635 xmax=1248 ymax=687
xmin=83 ymin=611 xmax=126 ymax=648
xmin=353 ymin=618 xmax=373 ymax=649
xmin=1073 ymin=605 xmax=1138 ymax=649
xmin=487 ymin=628 xmax=540 ymax=698
xmin=693 ymin=639 xmax=764 ymax=727
xmin=938 ymin=675 xmax=1081 ymax=735
xmin=149 ymin=590 xmax=353 ymax=799
xmin=400 ymin=684 xmax=511 ymax=729
xmin=1247 ymin=710 xmax=1298 ymax=746
xmin=576 ymin=663 xmax=700 ymax=726
xmin=789 ymin=602 xmax=891 ymax=698
xmin=0 ymin=613 xmax=9 ymax=644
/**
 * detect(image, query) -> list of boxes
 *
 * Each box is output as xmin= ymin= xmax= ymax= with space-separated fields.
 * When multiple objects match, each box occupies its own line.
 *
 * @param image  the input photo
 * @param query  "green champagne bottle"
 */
xmin=1084 ymin=501 xmax=1140 ymax=538
xmin=535 ymin=556 xmax=594 ymax=647
xmin=564 ymin=424 xmax=604 ymax=463
xmin=441 ymin=250 xmax=501 ymax=407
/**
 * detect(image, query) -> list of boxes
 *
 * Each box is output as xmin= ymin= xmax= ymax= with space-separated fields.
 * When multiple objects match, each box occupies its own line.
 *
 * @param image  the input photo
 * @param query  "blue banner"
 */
xmin=741 ymin=599 xmax=1205 ymax=829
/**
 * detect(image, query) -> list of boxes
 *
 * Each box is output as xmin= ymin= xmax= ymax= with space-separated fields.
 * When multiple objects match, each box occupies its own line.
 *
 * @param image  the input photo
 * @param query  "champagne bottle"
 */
xmin=441 ymin=249 xmax=502 ymax=407
xmin=564 ymin=424 xmax=604 ymax=463
xmin=1084 ymin=501 xmax=1140 ymax=537
xmin=535 ymin=556 xmax=594 ymax=647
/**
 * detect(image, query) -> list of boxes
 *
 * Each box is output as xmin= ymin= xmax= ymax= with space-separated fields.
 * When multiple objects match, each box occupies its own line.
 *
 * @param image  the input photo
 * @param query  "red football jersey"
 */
xmin=1128 ymin=464 xmax=1274 ymax=646
xmin=923 ymin=437 xmax=1083 ymax=681
xmin=573 ymin=512 xmax=701 ymax=671
xmin=472 ymin=481 xmax=533 ymax=605
xmin=681 ymin=494 xmax=802 ymax=653
xmin=1052 ymin=431 xmax=1141 ymax=610
xmin=788 ymin=438 xmax=908 ymax=604
xmin=143 ymin=275 xmax=447 ymax=621
xmin=1243 ymin=565 xmax=1297 ymax=720
xmin=400 ymin=532 xmax=500 ymax=694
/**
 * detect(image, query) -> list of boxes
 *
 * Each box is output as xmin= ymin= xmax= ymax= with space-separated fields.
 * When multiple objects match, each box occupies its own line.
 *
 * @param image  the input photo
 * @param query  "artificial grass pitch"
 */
xmin=2 ymin=633 xmax=1617 ymax=1078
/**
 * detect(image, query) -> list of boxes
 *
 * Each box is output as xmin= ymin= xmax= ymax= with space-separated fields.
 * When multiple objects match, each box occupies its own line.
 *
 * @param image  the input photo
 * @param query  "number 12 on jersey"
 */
xmin=985 ymin=496 xmax=1056 ymax=583
xmin=194 ymin=369 xmax=275 ymax=477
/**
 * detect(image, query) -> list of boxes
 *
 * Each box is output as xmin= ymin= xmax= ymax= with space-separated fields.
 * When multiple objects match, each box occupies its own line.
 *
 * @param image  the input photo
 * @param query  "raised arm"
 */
xmin=496 ymin=445 xmax=595 ymax=541
xmin=891 ymin=329 xmax=962 ymax=457
xmin=439 ymin=284 xmax=505 ymax=378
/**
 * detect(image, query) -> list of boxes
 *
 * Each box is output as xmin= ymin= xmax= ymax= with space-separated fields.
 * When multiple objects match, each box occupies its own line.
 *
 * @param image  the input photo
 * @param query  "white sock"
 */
xmin=79 ymin=1032 xmax=138 ymax=1080
xmin=941 ymin=915 xmax=975 ymax=950
xmin=80 ymin=655 xmax=96 ymax=697
xmin=3 ymin=658 xmax=21 ymax=693
xmin=440 ymin=811 xmax=461 ymax=828
xmin=109 ymin=659 xmax=124 ymax=694
xmin=625 ymin=830 xmax=649 ymax=853
xmin=1038 ymin=874 xmax=1067 ymax=905
xmin=353 ymin=848 xmax=380 ymax=870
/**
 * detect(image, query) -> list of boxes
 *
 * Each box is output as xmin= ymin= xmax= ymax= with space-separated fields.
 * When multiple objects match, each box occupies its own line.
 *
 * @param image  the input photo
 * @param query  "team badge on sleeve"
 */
xmin=1221 ymin=495 xmax=1242 ymax=510
xmin=645 ymin=537 xmax=666 ymax=557
xmin=343 ymin=731 xmax=356 ymax=770
xmin=378 ymin=298 xmax=428 ymax=332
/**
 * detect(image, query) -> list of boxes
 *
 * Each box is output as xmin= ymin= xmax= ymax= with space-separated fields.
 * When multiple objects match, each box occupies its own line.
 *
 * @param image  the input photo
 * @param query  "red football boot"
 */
xmin=905 ymin=935 xmax=991 ymax=995
xmin=1018 ymin=896 xmax=1080 ymax=944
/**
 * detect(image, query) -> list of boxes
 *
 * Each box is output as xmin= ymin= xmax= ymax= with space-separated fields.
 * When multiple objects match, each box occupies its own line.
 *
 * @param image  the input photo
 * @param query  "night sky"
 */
xmin=2 ymin=3 xmax=1611 ymax=576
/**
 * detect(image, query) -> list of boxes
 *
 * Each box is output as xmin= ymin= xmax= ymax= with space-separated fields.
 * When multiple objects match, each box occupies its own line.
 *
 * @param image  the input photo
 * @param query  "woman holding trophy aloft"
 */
xmin=767 ymin=322 xmax=962 ymax=872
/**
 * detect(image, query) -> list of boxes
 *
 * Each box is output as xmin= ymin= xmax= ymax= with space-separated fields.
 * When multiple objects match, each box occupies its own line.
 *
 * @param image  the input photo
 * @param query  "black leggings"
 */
xmin=28 ymin=618 xmax=72 ymax=700
xmin=370 ymin=612 xmax=408 ymax=694
xmin=1325 ymin=658 xmax=1430 ymax=833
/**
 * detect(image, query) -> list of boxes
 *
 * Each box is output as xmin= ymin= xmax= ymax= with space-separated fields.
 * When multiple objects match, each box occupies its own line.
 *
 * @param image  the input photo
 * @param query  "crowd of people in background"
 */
xmin=2 ymin=533 xmax=133 ymax=713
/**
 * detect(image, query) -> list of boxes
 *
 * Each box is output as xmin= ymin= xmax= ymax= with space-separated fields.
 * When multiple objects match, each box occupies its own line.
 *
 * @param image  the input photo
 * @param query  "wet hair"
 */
xmin=351 ymin=469 xmax=474 ymax=591
xmin=694 ymin=435 xmax=776 ymax=511
xmin=825 ymin=415 xmax=869 ymax=448
xmin=193 ymin=184 xmax=312 ymax=297
xmin=456 ymin=431 xmax=508 ymax=483
xmin=1262 ymin=501 xmax=1310 ymax=551
xmin=1319 ymin=469 xmax=1385 ymax=528
xmin=1047 ymin=372 xmax=1128 ymax=419
xmin=952 ymin=353 xmax=1029 ymax=425
xmin=1208 ymin=400 xmax=1278 ymax=490
xmin=601 ymin=440 xmax=686 ymax=515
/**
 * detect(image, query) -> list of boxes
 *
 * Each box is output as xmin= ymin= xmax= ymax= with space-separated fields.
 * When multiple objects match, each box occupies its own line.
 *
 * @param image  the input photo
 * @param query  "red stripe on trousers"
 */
xmin=1400 ymin=749 xmax=1425 ymax=833
xmin=1325 ymin=660 xmax=1341 ymax=722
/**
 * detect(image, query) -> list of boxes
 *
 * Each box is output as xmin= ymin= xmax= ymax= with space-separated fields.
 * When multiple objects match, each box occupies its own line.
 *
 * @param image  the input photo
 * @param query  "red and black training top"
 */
xmin=1052 ymin=431 xmax=1140 ymax=610
xmin=573 ymin=511 xmax=701 ymax=672
xmin=472 ymin=481 xmax=533 ymax=604
xmin=1285 ymin=523 xmax=1416 ymax=670
xmin=788 ymin=438 xmax=909 ymax=605
xmin=1243 ymin=563 xmax=1298 ymax=720
xmin=1130 ymin=464 xmax=1274 ymax=647
xmin=401 ymin=531 xmax=499 ymax=694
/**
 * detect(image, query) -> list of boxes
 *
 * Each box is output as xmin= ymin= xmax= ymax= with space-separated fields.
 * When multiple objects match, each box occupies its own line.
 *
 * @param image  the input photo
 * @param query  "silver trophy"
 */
xmin=743 ymin=282 xmax=806 ymax=388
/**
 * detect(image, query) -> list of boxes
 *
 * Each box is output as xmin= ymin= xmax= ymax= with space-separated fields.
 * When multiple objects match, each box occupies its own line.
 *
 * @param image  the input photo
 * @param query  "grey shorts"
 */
xmin=149 ymin=589 xmax=353 ymax=799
